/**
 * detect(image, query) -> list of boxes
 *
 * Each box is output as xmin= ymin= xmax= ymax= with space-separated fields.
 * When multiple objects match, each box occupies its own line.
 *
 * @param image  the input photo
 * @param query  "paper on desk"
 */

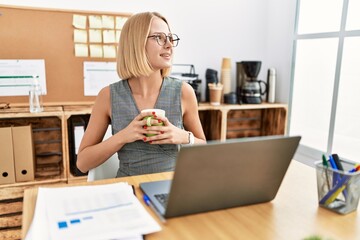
xmin=25 ymin=182 xmax=160 ymax=240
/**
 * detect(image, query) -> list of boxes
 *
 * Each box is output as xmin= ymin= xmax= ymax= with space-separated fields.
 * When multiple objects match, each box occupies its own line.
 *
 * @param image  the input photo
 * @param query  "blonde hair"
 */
xmin=117 ymin=12 xmax=172 ymax=79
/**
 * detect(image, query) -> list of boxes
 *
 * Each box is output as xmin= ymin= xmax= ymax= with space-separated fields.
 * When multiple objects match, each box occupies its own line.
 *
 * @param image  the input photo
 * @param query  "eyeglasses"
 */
xmin=0 ymin=102 xmax=10 ymax=110
xmin=147 ymin=32 xmax=180 ymax=47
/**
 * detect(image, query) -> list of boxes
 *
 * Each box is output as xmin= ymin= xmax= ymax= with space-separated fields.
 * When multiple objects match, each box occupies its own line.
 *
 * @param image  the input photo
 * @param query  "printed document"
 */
xmin=0 ymin=59 xmax=47 ymax=96
xmin=83 ymin=61 xmax=120 ymax=96
xmin=25 ymin=182 xmax=160 ymax=240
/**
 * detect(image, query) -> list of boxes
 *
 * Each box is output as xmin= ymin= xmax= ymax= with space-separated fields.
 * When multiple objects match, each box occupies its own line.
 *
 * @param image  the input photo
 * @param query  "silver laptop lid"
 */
xmin=164 ymin=135 xmax=301 ymax=218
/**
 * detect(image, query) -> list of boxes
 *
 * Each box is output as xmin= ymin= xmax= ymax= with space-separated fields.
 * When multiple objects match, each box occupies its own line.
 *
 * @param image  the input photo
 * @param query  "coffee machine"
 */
xmin=237 ymin=61 xmax=267 ymax=104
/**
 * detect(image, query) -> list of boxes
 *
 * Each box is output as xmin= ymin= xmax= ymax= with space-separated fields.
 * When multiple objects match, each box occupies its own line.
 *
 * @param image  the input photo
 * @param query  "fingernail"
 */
xmin=143 ymin=125 xmax=147 ymax=129
xmin=143 ymin=137 xmax=147 ymax=141
xmin=149 ymin=141 xmax=153 ymax=144
xmin=158 ymin=119 xmax=162 ymax=123
xmin=152 ymin=112 xmax=155 ymax=115
xmin=154 ymin=115 xmax=157 ymax=118
xmin=160 ymin=131 xmax=164 ymax=134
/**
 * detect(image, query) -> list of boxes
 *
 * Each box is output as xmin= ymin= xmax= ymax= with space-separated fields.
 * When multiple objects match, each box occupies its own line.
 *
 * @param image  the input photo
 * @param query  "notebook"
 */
xmin=140 ymin=135 xmax=301 ymax=218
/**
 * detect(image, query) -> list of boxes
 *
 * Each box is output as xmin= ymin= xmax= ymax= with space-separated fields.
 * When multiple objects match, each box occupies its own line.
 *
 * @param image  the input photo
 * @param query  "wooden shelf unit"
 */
xmin=0 ymin=102 xmax=287 ymax=188
xmin=63 ymin=105 xmax=93 ymax=183
xmin=0 ymin=106 xmax=67 ymax=188
xmin=198 ymin=103 xmax=288 ymax=141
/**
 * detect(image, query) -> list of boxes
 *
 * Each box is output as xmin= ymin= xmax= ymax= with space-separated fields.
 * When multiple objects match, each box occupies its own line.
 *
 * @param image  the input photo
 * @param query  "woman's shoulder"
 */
xmin=164 ymin=76 xmax=183 ymax=87
xmin=110 ymin=79 xmax=127 ymax=88
xmin=96 ymin=85 xmax=110 ymax=101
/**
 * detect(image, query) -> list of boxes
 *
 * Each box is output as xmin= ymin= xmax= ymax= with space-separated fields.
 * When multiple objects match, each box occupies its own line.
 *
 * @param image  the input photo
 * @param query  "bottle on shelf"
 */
xmin=267 ymin=68 xmax=276 ymax=103
xmin=29 ymin=75 xmax=44 ymax=113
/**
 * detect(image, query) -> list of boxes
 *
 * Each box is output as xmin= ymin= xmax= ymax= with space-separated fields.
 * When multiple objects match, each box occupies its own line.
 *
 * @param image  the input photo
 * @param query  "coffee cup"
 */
xmin=208 ymin=83 xmax=223 ymax=105
xmin=141 ymin=109 xmax=165 ymax=136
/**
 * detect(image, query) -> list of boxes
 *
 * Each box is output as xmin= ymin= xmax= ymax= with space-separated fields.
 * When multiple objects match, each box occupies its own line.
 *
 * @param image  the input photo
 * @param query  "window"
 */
xmin=290 ymin=0 xmax=360 ymax=164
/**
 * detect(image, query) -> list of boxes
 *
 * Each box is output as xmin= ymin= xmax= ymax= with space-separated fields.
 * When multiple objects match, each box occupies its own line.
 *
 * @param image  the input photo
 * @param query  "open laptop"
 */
xmin=140 ymin=135 xmax=301 ymax=218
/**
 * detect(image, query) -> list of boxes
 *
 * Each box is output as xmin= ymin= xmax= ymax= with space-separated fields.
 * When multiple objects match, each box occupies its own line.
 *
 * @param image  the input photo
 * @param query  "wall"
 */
xmin=0 ymin=0 xmax=296 ymax=103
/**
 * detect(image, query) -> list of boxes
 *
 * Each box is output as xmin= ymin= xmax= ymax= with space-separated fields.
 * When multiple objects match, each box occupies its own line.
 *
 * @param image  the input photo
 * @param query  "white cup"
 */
xmin=141 ymin=109 xmax=166 ymax=136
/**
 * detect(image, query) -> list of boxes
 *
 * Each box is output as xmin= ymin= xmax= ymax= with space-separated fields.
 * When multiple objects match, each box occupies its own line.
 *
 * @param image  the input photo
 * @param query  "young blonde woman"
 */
xmin=77 ymin=12 xmax=206 ymax=177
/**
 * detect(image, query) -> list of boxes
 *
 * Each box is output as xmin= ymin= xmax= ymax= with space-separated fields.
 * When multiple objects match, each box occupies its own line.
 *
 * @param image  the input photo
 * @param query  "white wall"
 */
xmin=0 ymin=0 xmax=296 ymax=103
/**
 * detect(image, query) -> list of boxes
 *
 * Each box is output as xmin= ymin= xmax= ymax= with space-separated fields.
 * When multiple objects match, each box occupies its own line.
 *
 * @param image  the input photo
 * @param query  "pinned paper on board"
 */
xmin=116 ymin=30 xmax=121 ymax=42
xmin=83 ymin=61 xmax=120 ymax=96
xmin=89 ymin=45 xmax=103 ymax=58
xmin=0 ymin=59 xmax=47 ymax=96
xmin=102 ymin=15 xmax=115 ymax=29
xmin=72 ymin=13 xmax=128 ymax=58
xmin=116 ymin=16 xmax=128 ymax=30
xmin=74 ymin=44 xmax=88 ymax=57
xmin=89 ymin=15 xmax=102 ymax=29
xmin=103 ymin=30 xmax=116 ymax=43
xmin=74 ymin=29 xmax=87 ymax=43
xmin=72 ymin=15 xmax=87 ymax=29
xmin=89 ymin=29 xmax=102 ymax=43
xmin=103 ymin=45 xmax=116 ymax=58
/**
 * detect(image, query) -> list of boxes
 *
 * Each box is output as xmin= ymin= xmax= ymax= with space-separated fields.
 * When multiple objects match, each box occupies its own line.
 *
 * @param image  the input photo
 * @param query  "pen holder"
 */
xmin=315 ymin=160 xmax=360 ymax=214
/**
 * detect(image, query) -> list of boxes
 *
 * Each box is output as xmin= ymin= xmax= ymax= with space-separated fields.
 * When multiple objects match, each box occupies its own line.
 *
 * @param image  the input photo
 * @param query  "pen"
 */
xmin=349 ymin=165 xmax=360 ymax=173
xmin=331 ymin=154 xmax=344 ymax=171
xmin=322 ymin=154 xmax=331 ymax=190
xmin=328 ymin=155 xmax=347 ymax=198
xmin=328 ymin=155 xmax=338 ymax=170
xmin=143 ymin=194 xmax=166 ymax=223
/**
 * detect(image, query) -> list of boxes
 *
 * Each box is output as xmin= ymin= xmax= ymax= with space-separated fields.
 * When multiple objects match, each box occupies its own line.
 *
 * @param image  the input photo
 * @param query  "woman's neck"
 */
xmin=128 ymin=72 xmax=163 ymax=97
xmin=127 ymin=72 xmax=164 ymax=110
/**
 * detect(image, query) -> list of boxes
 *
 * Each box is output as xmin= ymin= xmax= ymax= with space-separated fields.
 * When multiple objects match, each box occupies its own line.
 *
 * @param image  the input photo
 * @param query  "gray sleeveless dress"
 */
xmin=110 ymin=77 xmax=184 ymax=177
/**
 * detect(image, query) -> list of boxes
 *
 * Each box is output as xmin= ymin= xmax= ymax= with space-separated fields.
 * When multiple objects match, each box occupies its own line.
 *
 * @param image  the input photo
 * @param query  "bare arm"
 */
xmin=77 ymin=87 xmax=156 ymax=173
xmin=181 ymin=82 xmax=206 ymax=144
xmin=76 ymin=87 xmax=118 ymax=173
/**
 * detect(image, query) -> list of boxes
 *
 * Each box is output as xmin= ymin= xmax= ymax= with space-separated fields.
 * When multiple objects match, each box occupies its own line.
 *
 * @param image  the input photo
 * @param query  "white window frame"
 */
xmin=289 ymin=0 xmax=360 ymax=165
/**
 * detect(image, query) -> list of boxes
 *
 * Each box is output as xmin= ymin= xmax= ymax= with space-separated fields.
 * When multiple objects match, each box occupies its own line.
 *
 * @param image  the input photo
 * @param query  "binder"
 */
xmin=12 ymin=125 xmax=35 ymax=182
xmin=0 ymin=127 xmax=16 ymax=184
xmin=68 ymin=115 xmax=90 ymax=176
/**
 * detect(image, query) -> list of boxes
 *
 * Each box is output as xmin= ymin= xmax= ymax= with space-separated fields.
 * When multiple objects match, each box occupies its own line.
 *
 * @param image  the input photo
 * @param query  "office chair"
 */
xmin=87 ymin=125 xmax=119 ymax=182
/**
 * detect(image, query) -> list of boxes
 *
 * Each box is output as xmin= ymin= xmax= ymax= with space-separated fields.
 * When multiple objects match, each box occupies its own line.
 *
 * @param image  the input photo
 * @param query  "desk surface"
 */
xmin=22 ymin=160 xmax=359 ymax=240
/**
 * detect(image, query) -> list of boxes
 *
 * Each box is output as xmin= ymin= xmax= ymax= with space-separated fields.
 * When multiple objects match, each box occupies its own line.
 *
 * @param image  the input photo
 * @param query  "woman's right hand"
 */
xmin=118 ymin=111 xmax=161 ymax=143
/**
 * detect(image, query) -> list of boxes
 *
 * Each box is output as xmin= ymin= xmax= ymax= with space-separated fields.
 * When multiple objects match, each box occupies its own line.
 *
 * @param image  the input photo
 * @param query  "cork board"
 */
xmin=0 ymin=6 xmax=131 ymax=104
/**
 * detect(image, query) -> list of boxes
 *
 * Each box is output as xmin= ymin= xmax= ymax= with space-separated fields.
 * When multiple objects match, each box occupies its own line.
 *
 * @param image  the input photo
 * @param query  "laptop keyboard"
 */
xmin=154 ymin=193 xmax=169 ymax=207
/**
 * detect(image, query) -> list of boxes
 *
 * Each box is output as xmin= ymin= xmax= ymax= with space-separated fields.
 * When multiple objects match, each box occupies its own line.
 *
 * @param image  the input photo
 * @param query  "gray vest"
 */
xmin=110 ymin=77 xmax=183 ymax=177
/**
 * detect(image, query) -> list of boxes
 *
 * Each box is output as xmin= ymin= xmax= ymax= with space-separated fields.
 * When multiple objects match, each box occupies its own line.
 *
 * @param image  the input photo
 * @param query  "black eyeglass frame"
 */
xmin=147 ymin=32 xmax=180 ymax=47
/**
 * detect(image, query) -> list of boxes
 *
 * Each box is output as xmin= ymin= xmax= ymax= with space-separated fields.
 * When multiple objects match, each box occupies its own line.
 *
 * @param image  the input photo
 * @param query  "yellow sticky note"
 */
xmin=73 ymin=14 xmax=87 ymax=29
xmin=74 ymin=44 xmax=88 ymax=57
xmin=102 ymin=15 xmax=115 ymax=29
xmin=103 ymin=30 xmax=116 ymax=43
xmin=116 ymin=30 xmax=121 ymax=42
xmin=89 ymin=15 xmax=103 ymax=29
xmin=89 ymin=29 xmax=102 ymax=43
xmin=89 ymin=44 xmax=103 ymax=58
xmin=116 ymin=16 xmax=128 ymax=30
xmin=74 ymin=29 xmax=88 ymax=43
xmin=103 ymin=45 xmax=116 ymax=58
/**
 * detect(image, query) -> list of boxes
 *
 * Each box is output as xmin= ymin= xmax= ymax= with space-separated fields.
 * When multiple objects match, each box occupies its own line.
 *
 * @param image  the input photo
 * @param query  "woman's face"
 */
xmin=145 ymin=17 xmax=173 ymax=71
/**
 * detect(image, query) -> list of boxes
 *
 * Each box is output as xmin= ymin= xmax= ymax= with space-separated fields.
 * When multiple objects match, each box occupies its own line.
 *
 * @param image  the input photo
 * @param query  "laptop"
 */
xmin=140 ymin=135 xmax=301 ymax=218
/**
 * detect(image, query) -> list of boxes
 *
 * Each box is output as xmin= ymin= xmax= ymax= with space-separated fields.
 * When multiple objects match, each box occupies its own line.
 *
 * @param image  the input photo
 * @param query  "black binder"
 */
xmin=67 ymin=114 xmax=90 ymax=176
